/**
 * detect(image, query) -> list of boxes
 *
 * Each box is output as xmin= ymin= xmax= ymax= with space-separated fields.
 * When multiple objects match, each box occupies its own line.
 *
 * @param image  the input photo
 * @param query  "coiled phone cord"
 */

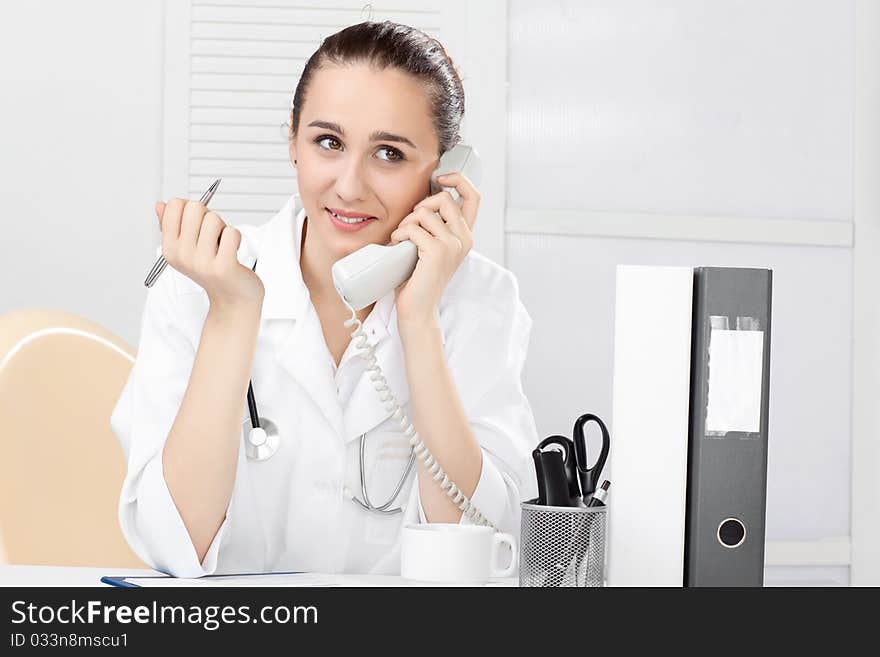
xmin=343 ymin=303 xmax=493 ymax=529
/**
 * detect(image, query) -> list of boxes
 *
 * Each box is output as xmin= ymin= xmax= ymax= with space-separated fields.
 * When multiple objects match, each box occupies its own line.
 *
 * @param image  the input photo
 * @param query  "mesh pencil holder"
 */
xmin=519 ymin=500 xmax=607 ymax=587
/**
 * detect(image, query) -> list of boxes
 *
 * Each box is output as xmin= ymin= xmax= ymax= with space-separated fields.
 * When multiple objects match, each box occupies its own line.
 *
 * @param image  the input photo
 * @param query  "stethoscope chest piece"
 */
xmin=242 ymin=416 xmax=281 ymax=461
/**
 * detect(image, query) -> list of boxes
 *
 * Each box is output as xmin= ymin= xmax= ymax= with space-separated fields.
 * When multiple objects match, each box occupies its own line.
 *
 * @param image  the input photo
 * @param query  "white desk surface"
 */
xmin=0 ymin=565 xmax=517 ymax=587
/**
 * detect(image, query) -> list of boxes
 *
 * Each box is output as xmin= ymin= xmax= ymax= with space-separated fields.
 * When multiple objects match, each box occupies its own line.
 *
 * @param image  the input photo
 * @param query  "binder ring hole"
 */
xmin=717 ymin=518 xmax=746 ymax=549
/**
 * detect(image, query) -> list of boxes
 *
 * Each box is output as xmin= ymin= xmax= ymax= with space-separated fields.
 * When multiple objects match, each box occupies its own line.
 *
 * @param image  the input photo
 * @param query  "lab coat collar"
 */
xmin=255 ymin=195 xmax=395 ymax=333
xmin=254 ymin=195 xmax=309 ymax=321
xmin=342 ymin=333 xmax=410 ymax=444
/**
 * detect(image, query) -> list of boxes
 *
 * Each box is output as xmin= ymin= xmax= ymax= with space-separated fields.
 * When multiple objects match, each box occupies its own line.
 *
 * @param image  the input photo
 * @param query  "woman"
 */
xmin=112 ymin=21 xmax=538 ymax=578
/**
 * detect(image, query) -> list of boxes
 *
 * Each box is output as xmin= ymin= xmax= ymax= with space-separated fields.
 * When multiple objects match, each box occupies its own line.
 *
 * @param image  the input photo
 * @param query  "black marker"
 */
xmin=586 ymin=480 xmax=611 ymax=507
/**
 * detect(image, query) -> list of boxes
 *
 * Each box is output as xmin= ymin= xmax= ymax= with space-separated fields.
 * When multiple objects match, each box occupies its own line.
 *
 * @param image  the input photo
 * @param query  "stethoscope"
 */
xmin=241 ymin=259 xmax=416 ymax=515
xmin=241 ymin=260 xmax=282 ymax=462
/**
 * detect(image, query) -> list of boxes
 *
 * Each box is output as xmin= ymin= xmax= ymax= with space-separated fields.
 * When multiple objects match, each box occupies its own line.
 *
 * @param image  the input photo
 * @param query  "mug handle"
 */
xmin=490 ymin=532 xmax=517 ymax=578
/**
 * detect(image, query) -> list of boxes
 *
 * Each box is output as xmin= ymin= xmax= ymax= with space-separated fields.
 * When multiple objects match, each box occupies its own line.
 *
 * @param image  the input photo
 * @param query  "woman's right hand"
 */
xmin=155 ymin=199 xmax=265 ymax=312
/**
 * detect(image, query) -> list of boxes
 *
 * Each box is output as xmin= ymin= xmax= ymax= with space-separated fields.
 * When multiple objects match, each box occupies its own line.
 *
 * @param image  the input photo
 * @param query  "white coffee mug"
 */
xmin=400 ymin=523 xmax=517 ymax=584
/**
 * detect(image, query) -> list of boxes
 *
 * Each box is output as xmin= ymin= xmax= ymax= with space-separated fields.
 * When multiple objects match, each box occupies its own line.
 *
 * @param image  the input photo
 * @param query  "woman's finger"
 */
xmin=179 ymin=200 xmax=209 ymax=252
xmin=154 ymin=201 xmax=166 ymax=227
xmin=392 ymin=221 xmax=437 ymax=257
xmin=433 ymin=172 xmax=480 ymax=229
xmin=414 ymin=191 xmax=470 ymax=241
xmin=411 ymin=207 xmax=464 ymax=255
xmin=411 ymin=206 xmax=454 ymax=241
xmin=394 ymin=209 xmax=446 ymax=243
xmin=216 ymin=225 xmax=242 ymax=265
xmin=196 ymin=212 xmax=225 ymax=261
xmin=161 ymin=198 xmax=185 ymax=245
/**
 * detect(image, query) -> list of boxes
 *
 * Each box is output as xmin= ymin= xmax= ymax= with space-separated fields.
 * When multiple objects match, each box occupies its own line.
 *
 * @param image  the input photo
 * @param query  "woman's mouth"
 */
xmin=325 ymin=207 xmax=378 ymax=232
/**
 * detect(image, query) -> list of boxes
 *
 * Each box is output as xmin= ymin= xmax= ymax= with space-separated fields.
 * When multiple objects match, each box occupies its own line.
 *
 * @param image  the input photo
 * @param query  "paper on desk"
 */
xmin=125 ymin=573 xmax=360 ymax=587
xmin=121 ymin=573 xmax=515 ymax=587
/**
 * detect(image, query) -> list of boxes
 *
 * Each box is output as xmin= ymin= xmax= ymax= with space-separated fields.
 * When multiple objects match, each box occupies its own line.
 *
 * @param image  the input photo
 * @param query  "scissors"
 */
xmin=571 ymin=414 xmax=610 ymax=503
xmin=534 ymin=413 xmax=610 ymax=506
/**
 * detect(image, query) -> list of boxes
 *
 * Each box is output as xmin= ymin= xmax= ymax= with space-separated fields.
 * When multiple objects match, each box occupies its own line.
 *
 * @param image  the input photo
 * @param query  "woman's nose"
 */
xmin=334 ymin=157 xmax=369 ymax=202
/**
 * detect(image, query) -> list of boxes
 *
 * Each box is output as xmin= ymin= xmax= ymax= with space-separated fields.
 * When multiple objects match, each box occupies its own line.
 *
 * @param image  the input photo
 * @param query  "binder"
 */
xmin=607 ymin=266 xmax=695 ymax=586
xmin=684 ymin=267 xmax=772 ymax=586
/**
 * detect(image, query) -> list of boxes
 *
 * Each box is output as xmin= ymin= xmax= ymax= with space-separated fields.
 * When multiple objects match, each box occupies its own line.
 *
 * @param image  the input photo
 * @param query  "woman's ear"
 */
xmin=289 ymin=139 xmax=298 ymax=168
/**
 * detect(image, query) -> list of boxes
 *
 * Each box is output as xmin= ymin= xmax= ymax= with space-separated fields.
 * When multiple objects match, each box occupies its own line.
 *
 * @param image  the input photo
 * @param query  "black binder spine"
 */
xmin=684 ymin=267 xmax=773 ymax=587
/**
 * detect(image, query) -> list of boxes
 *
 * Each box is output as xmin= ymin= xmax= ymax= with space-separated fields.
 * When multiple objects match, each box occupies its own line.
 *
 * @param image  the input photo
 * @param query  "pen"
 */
xmin=586 ymin=480 xmax=611 ymax=508
xmin=143 ymin=178 xmax=221 ymax=287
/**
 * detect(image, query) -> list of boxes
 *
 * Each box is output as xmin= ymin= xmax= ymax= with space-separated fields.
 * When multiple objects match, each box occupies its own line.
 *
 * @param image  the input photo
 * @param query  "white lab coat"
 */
xmin=111 ymin=194 xmax=539 ymax=578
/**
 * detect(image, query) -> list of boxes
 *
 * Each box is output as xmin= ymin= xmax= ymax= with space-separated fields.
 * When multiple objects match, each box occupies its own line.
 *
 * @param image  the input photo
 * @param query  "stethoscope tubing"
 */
xmin=245 ymin=259 xmax=262 ymax=432
xmin=246 ymin=380 xmax=260 ymax=430
xmin=356 ymin=432 xmax=416 ymax=514
xmin=243 ymin=255 xmax=413 ymax=514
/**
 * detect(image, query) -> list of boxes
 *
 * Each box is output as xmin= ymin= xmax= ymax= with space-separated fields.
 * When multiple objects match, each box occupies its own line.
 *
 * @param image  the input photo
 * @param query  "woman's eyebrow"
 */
xmin=369 ymin=130 xmax=417 ymax=150
xmin=307 ymin=120 xmax=344 ymax=134
xmin=306 ymin=120 xmax=417 ymax=149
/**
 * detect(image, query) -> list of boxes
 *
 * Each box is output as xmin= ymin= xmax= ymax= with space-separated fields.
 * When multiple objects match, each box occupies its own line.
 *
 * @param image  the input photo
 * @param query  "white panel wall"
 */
xmin=507 ymin=0 xmax=856 ymax=584
xmin=508 ymin=0 xmax=854 ymax=221
xmin=0 ymin=0 xmax=165 ymax=347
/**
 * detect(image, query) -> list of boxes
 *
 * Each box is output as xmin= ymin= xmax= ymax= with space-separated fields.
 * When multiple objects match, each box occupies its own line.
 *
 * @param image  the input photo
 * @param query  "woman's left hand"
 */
xmin=390 ymin=172 xmax=480 ymax=329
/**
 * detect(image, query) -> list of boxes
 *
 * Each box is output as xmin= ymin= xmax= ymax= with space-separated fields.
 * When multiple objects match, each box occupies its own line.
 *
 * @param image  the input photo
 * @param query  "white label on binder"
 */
xmin=706 ymin=329 xmax=764 ymax=433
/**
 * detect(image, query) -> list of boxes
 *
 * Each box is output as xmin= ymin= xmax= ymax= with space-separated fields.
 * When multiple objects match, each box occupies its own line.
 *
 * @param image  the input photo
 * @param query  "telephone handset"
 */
xmin=331 ymin=144 xmax=482 ymax=311
xmin=332 ymin=144 xmax=494 ymax=528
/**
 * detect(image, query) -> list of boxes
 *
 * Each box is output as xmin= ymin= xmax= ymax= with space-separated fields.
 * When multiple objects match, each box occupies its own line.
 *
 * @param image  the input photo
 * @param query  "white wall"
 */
xmin=0 ymin=0 xmax=165 ymax=347
xmin=507 ymin=0 xmax=856 ymax=585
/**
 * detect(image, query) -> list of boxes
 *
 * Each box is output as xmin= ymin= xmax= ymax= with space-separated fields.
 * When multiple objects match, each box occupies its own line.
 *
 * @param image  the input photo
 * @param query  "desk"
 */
xmin=0 ymin=565 xmax=517 ymax=587
xmin=0 ymin=565 xmax=156 ymax=587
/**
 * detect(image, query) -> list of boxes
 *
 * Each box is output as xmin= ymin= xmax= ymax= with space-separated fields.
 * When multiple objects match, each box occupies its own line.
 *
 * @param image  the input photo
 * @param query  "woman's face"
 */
xmin=289 ymin=62 xmax=441 ymax=259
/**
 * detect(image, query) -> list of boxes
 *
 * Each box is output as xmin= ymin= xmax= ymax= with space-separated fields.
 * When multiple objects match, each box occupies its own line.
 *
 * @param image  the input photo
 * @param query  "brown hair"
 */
xmin=291 ymin=21 xmax=465 ymax=155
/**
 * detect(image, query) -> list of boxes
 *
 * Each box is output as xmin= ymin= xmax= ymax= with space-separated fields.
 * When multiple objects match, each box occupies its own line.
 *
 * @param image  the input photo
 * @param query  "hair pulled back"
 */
xmin=291 ymin=21 xmax=465 ymax=155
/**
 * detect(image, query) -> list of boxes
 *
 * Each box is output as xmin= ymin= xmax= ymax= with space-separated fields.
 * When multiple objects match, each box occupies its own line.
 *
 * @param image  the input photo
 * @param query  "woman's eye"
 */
xmin=316 ymin=136 xmax=342 ymax=151
xmin=376 ymin=146 xmax=404 ymax=163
